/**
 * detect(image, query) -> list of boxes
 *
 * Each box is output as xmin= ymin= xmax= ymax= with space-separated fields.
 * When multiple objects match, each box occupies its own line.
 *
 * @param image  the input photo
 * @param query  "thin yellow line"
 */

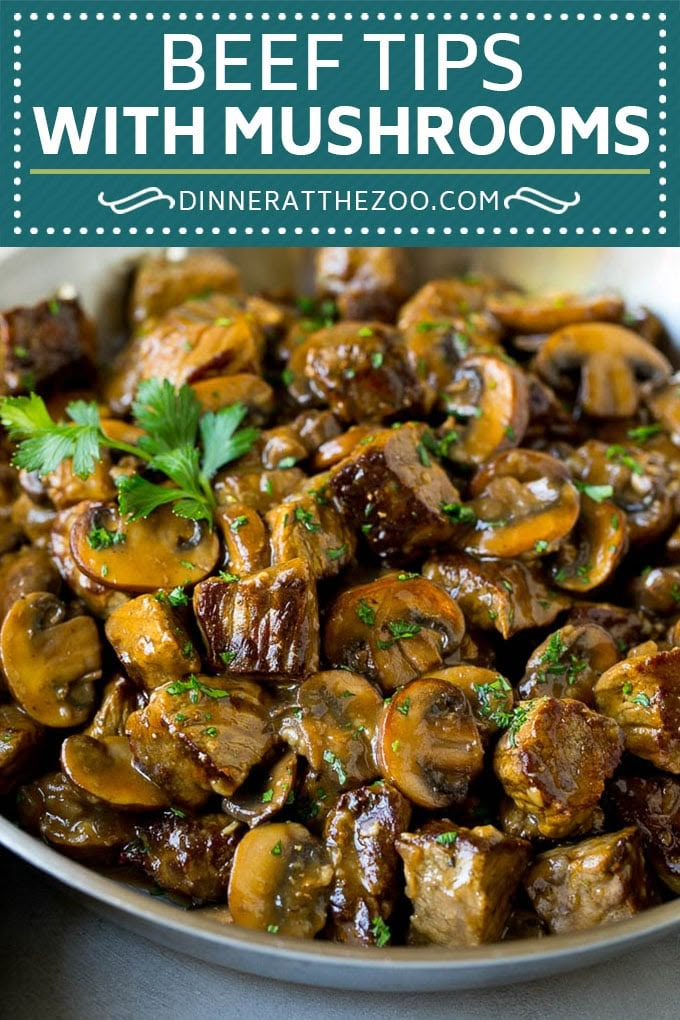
xmin=30 ymin=167 xmax=651 ymax=176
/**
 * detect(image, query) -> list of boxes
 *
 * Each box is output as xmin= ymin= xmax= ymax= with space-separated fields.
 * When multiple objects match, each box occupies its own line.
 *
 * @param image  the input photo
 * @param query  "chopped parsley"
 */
xmin=271 ymin=841 xmax=283 ymax=856
xmin=266 ymin=924 xmax=279 ymax=934
xmin=370 ymin=916 xmax=391 ymax=948
xmin=506 ymin=705 xmax=529 ymax=748
xmin=281 ymin=368 xmax=295 ymax=387
xmin=575 ymin=482 xmax=614 ymax=503
xmin=230 ymin=515 xmax=249 ymax=531
xmin=87 ymin=526 xmax=126 ymax=551
xmin=627 ymin=424 xmax=662 ymax=442
xmin=397 ymin=696 xmax=411 ymax=717
xmin=371 ymin=351 xmax=384 ymax=369
xmin=397 ymin=572 xmax=419 ymax=581
xmin=167 ymin=586 xmax=189 ymax=607
xmin=218 ymin=571 xmax=240 ymax=583
xmin=535 ymin=540 xmax=549 ymax=553
xmin=204 ymin=726 xmax=217 ymax=737
xmin=536 ymin=632 xmax=588 ymax=686
xmin=219 ymin=650 xmax=237 ymax=666
xmin=441 ymin=502 xmax=476 ymax=524
xmin=327 ymin=544 xmax=348 ymax=561
xmin=356 ymin=599 xmax=376 ymax=626
xmin=417 ymin=442 xmax=431 ymax=468
xmin=294 ymin=506 xmax=321 ymax=532
xmin=377 ymin=619 xmax=422 ymax=649
xmin=606 ymin=444 xmax=644 ymax=475
xmin=322 ymin=749 xmax=347 ymax=785
xmin=358 ymin=326 xmax=374 ymax=338
xmin=278 ymin=456 xmax=297 ymax=469
xmin=261 ymin=789 xmax=274 ymax=803
xmin=168 ymin=806 xmax=186 ymax=818
xmin=504 ymin=425 xmax=517 ymax=441
xmin=167 ymin=675 xmax=230 ymax=702
xmin=435 ymin=830 xmax=458 ymax=847
xmin=473 ymin=676 xmax=513 ymax=727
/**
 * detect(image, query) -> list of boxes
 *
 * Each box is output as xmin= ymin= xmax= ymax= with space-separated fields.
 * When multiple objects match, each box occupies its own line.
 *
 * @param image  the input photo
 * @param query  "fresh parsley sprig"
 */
xmin=0 ymin=377 xmax=259 ymax=525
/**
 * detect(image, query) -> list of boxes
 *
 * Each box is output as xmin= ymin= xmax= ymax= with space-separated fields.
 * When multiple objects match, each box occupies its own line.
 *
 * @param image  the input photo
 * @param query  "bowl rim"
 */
xmin=3 ymin=814 xmax=680 ymax=976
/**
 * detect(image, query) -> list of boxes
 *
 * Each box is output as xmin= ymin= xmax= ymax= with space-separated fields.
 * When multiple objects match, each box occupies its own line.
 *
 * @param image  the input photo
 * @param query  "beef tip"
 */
xmin=565 ymin=601 xmax=650 ymax=656
xmin=126 ymin=695 xmax=212 ymax=810
xmin=314 ymin=247 xmax=412 ymax=323
xmin=228 ymin=821 xmax=334 ymax=937
xmin=499 ymin=797 xmax=607 ymax=842
xmin=215 ymin=503 xmax=270 ymax=577
xmin=131 ymin=677 xmax=273 ymax=801
xmin=398 ymin=275 xmax=505 ymax=328
xmin=194 ymin=558 xmax=319 ymax=679
xmin=191 ymin=373 xmax=274 ymax=425
xmin=0 ymin=298 xmax=95 ymax=396
xmin=518 ymin=624 xmax=620 ymax=706
xmin=17 ymin=770 xmax=135 ymax=862
xmin=523 ymin=827 xmax=652 ymax=934
xmin=324 ymin=573 xmax=465 ymax=692
xmin=494 ymin=697 xmax=624 ymax=839
xmin=43 ymin=453 xmax=118 ymax=511
xmin=280 ymin=670 xmax=383 ymax=792
xmin=213 ymin=437 xmax=307 ymax=515
xmin=105 ymin=295 xmax=263 ymax=414
xmin=0 ymin=545 xmax=60 ymax=627
xmin=266 ymin=492 xmax=356 ymax=580
xmin=423 ymin=552 xmax=570 ymax=638
xmin=324 ymin=782 xmax=412 ymax=945
xmin=105 ymin=593 xmax=201 ymax=691
xmin=396 ymin=821 xmax=531 ymax=947
xmin=0 ymin=703 xmax=44 ymax=795
xmin=608 ymin=773 xmax=680 ymax=894
xmin=129 ymin=251 xmax=242 ymax=326
xmin=329 ymin=424 xmax=458 ymax=561
xmin=123 ymin=812 xmax=244 ymax=903
xmin=593 ymin=646 xmax=680 ymax=773
xmin=287 ymin=321 xmax=421 ymax=423
xmin=290 ymin=409 xmax=343 ymax=457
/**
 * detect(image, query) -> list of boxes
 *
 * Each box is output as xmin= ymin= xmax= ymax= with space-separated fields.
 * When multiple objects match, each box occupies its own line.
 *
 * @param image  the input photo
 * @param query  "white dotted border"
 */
xmin=11 ymin=8 xmax=671 ymax=240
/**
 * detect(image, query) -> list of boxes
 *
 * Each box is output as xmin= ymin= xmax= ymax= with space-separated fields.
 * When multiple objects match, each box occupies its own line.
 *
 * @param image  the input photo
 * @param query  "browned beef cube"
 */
xmin=609 ymin=773 xmax=680 ymax=894
xmin=129 ymin=252 xmax=242 ymax=325
xmin=266 ymin=492 xmax=356 ymax=580
xmin=314 ymin=247 xmax=413 ymax=323
xmin=0 ymin=298 xmax=95 ymax=395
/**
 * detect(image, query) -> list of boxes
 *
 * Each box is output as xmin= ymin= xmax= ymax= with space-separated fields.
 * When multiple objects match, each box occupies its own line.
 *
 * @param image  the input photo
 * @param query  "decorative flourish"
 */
xmin=98 ymin=187 xmax=175 ymax=215
xmin=504 ymin=187 xmax=581 ymax=215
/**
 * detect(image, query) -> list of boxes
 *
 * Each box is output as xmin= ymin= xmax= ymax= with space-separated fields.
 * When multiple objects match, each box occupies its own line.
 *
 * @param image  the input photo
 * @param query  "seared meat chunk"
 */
xmin=324 ymin=782 xmax=412 ymax=944
xmin=0 ymin=545 xmax=60 ymax=626
xmin=287 ymin=321 xmax=421 ymax=422
xmin=17 ymin=770 xmax=135 ymax=861
xmin=396 ymin=821 xmax=531 ymax=947
xmin=398 ymin=275 xmax=504 ymax=327
xmin=494 ymin=697 xmax=623 ymax=839
xmin=280 ymin=671 xmax=382 ymax=791
xmin=105 ymin=593 xmax=200 ymax=691
xmin=329 ymin=424 xmax=458 ymax=561
xmin=566 ymin=601 xmax=649 ymax=657
xmin=0 ymin=703 xmax=44 ymax=795
xmin=128 ymin=678 xmax=273 ymax=801
xmin=266 ymin=492 xmax=355 ymax=580
xmin=376 ymin=679 xmax=484 ymax=810
xmin=314 ymin=247 xmax=412 ymax=323
xmin=191 ymin=373 xmax=274 ymax=424
xmin=106 ymin=295 xmax=263 ymax=414
xmin=608 ymin=773 xmax=680 ymax=894
xmin=524 ymin=828 xmax=652 ymax=934
xmin=0 ymin=298 xmax=94 ymax=396
xmin=423 ymin=552 xmax=569 ymax=639
xmin=123 ymin=813 xmax=244 ymax=903
xmin=519 ymin=624 xmax=620 ymax=706
xmin=194 ymin=558 xmax=319 ymax=679
xmin=44 ymin=453 xmax=118 ymax=511
xmin=228 ymin=822 xmax=334 ymax=937
xmin=324 ymin=573 xmax=465 ymax=692
xmin=594 ymin=646 xmax=680 ymax=773
xmin=129 ymin=251 xmax=242 ymax=325
xmin=214 ymin=440 xmax=306 ymax=515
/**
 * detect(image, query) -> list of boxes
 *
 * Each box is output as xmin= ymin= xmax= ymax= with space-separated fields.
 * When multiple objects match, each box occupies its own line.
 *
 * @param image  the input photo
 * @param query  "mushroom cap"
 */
xmin=61 ymin=734 xmax=169 ymax=811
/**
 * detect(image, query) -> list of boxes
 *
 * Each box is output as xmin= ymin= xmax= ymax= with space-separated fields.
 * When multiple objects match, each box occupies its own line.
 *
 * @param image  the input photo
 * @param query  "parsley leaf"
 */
xmin=200 ymin=402 xmax=259 ymax=480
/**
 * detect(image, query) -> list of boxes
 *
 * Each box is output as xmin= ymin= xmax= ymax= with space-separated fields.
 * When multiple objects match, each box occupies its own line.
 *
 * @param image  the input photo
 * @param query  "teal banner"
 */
xmin=1 ymin=0 xmax=677 ymax=245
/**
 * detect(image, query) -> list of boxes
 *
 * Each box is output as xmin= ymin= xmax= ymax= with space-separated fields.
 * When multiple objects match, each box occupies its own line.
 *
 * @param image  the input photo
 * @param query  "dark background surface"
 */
xmin=1 ymin=846 xmax=679 ymax=1020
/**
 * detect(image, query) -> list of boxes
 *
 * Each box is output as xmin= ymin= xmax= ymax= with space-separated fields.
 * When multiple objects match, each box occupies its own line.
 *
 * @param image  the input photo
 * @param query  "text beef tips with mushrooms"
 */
xmin=0 ymin=247 xmax=679 ymax=946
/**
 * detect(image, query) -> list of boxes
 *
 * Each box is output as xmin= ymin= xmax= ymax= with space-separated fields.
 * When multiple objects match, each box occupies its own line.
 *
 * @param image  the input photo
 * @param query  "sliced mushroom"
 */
xmin=70 ymin=501 xmax=219 ymax=592
xmin=550 ymin=494 xmax=628 ymax=592
xmin=50 ymin=505 xmax=130 ymax=618
xmin=644 ymin=372 xmax=680 ymax=441
xmin=593 ymin=646 xmax=680 ymax=773
xmin=375 ymin=678 xmax=484 ymax=809
xmin=396 ymin=821 xmax=532 ymax=947
xmin=85 ymin=674 xmax=145 ymax=739
xmin=534 ymin=323 xmax=671 ymax=418
xmin=568 ymin=439 xmax=673 ymax=546
xmin=310 ymin=425 xmax=377 ymax=472
xmin=228 ymin=822 xmax=333 ymax=937
xmin=462 ymin=449 xmax=580 ymax=559
xmin=191 ymin=373 xmax=274 ymax=424
xmin=324 ymin=782 xmax=412 ymax=945
xmin=61 ymin=734 xmax=169 ymax=811
xmin=266 ymin=492 xmax=356 ymax=580
xmin=222 ymin=749 xmax=297 ymax=827
xmin=608 ymin=773 xmax=680 ymax=895
xmin=17 ymin=771 xmax=135 ymax=861
xmin=398 ymin=275 xmax=505 ymax=328
xmin=0 ymin=703 xmax=44 ymax=796
xmin=631 ymin=565 xmax=680 ymax=617
xmin=421 ymin=666 xmax=515 ymax=740
xmin=329 ymin=424 xmax=459 ymax=562
xmin=519 ymin=624 xmax=620 ymax=706
xmin=494 ymin=697 xmax=623 ymax=839
xmin=423 ymin=552 xmax=570 ymax=639
xmin=523 ymin=828 xmax=652 ymax=935
xmin=280 ymin=671 xmax=382 ymax=789
xmin=128 ymin=251 xmax=242 ymax=326
xmin=11 ymin=492 xmax=57 ymax=549
xmin=438 ymin=355 xmax=529 ymax=466
xmin=488 ymin=291 xmax=623 ymax=335
xmin=287 ymin=321 xmax=421 ymax=423
xmin=123 ymin=813 xmax=244 ymax=903
xmin=214 ymin=447 xmax=307 ymax=516
xmin=1 ymin=592 xmax=102 ymax=727
xmin=324 ymin=574 xmax=465 ymax=692
xmin=566 ymin=601 xmax=650 ymax=657
xmin=215 ymin=502 xmax=270 ymax=577
xmin=314 ymin=247 xmax=412 ymax=323
xmin=194 ymin=558 xmax=319 ymax=679
xmin=105 ymin=593 xmax=200 ymax=691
